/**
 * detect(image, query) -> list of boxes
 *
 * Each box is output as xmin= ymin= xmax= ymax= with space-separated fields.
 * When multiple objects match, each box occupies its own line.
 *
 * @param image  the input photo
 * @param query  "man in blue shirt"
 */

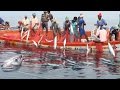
xmin=78 ymin=13 xmax=89 ymax=42
xmin=0 ymin=17 xmax=4 ymax=25
xmin=95 ymin=13 xmax=107 ymax=30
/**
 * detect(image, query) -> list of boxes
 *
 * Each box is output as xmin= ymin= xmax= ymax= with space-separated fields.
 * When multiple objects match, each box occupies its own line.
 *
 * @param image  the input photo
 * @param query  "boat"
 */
xmin=0 ymin=29 xmax=120 ymax=52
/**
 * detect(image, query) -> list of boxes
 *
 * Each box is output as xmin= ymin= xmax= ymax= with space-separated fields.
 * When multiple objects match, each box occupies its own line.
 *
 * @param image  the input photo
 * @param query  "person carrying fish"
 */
xmin=94 ymin=13 xmax=108 ymax=42
xmin=50 ymin=18 xmax=61 ymax=39
xmin=41 ymin=11 xmax=49 ymax=36
xmin=63 ymin=16 xmax=71 ymax=42
xmin=78 ymin=13 xmax=89 ymax=42
xmin=71 ymin=17 xmax=79 ymax=42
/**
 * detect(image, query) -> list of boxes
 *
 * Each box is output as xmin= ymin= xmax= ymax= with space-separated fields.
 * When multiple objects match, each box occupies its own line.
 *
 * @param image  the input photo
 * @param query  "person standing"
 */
xmin=47 ymin=11 xmax=53 ymax=22
xmin=71 ymin=17 xmax=79 ymax=42
xmin=41 ymin=11 xmax=49 ymax=36
xmin=63 ymin=16 xmax=71 ymax=42
xmin=30 ymin=13 xmax=39 ymax=33
xmin=50 ymin=18 xmax=61 ymax=39
xmin=94 ymin=13 xmax=108 ymax=42
xmin=78 ymin=13 xmax=89 ymax=42
xmin=22 ymin=16 xmax=30 ymax=31
xmin=94 ymin=13 xmax=107 ymax=33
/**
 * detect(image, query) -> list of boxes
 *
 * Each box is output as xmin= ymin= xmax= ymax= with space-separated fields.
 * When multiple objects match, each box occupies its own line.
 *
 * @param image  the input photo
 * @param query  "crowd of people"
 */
xmin=1 ymin=11 xmax=120 ymax=43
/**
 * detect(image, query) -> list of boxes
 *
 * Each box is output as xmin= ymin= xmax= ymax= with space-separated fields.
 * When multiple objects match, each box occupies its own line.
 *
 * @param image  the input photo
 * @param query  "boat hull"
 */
xmin=0 ymin=29 xmax=120 ymax=52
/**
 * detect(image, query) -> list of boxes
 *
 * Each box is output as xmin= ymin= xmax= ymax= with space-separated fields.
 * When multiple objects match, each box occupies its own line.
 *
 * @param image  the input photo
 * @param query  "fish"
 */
xmin=26 ymin=30 xmax=30 ymax=42
xmin=108 ymin=42 xmax=115 ymax=57
xmin=1 ymin=55 xmax=23 ymax=72
xmin=63 ymin=38 xmax=66 ymax=49
xmin=86 ymin=43 xmax=90 ymax=55
xmin=54 ymin=36 xmax=57 ymax=49
xmin=32 ymin=40 xmax=38 ymax=47
xmin=70 ymin=24 xmax=74 ymax=34
xmin=20 ymin=27 xmax=24 ymax=38
xmin=100 ymin=58 xmax=115 ymax=65
xmin=38 ymin=35 xmax=44 ymax=45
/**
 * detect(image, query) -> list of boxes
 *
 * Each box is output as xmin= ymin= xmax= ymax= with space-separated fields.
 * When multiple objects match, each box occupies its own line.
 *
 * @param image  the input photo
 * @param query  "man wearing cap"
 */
xmin=63 ymin=16 xmax=71 ymax=34
xmin=109 ymin=26 xmax=119 ymax=41
xmin=30 ymin=13 xmax=39 ymax=33
xmin=71 ymin=17 xmax=79 ymax=42
xmin=95 ymin=13 xmax=107 ymax=30
xmin=22 ymin=16 xmax=30 ymax=31
xmin=41 ymin=11 xmax=49 ymax=36
xmin=0 ymin=17 xmax=5 ymax=30
xmin=50 ymin=18 xmax=61 ymax=39
xmin=47 ymin=11 xmax=53 ymax=22
xmin=94 ymin=13 xmax=108 ymax=42
xmin=78 ymin=13 xmax=89 ymax=42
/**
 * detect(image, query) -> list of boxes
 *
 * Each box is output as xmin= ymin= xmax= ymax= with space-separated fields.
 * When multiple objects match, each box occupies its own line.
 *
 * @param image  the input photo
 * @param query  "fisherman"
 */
xmin=71 ymin=17 xmax=79 ymax=42
xmin=47 ymin=11 xmax=53 ymax=23
xmin=22 ymin=16 xmax=30 ymax=31
xmin=95 ymin=13 xmax=107 ymax=32
xmin=4 ymin=21 xmax=10 ymax=30
xmin=0 ymin=17 xmax=4 ymax=25
xmin=109 ymin=26 xmax=119 ymax=41
xmin=41 ymin=11 xmax=49 ymax=36
xmin=0 ymin=17 xmax=5 ymax=30
xmin=47 ymin=11 xmax=54 ymax=30
xmin=63 ymin=16 xmax=71 ymax=42
xmin=18 ymin=21 xmax=23 ymax=32
xmin=93 ymin=13 xmax=108 ymax=42
xmin=30 ymin=13 xmax=39 ymax=33
xmin=78 ymin=13 xmax=89 ymax=42
xmin=50 ymin=18 xmax=61 ymax=39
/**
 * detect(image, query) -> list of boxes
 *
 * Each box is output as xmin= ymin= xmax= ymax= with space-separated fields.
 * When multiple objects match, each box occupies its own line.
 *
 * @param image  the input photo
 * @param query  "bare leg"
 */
xmin=85 ymin=34 xmax=89 ymax=42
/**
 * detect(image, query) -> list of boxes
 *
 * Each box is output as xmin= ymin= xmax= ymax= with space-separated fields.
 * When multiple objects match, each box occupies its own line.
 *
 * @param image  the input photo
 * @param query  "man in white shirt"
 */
xmin=30 ymin=13 xmax=39 ymax=33
xmin=22 ymin=16 xmax=30 ymax=31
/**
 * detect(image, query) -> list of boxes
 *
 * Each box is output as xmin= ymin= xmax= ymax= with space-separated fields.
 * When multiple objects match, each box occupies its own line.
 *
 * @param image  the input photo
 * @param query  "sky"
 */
xmin=0 ymin=11 xmax=120 ymax=30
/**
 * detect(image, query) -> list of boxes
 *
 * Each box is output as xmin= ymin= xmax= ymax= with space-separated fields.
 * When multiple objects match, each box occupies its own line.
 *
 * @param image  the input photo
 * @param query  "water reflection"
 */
xmin=0 ymin=44 xmax=120 ymax=79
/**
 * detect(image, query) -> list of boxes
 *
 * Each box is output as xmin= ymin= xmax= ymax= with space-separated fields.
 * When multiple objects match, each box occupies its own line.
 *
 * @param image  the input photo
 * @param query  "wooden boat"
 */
xmin=0 ymin=29 xmax=120 ymax=52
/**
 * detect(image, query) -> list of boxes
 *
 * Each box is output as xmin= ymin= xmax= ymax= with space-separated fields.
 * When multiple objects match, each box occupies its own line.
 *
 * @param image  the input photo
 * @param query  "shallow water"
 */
xmin=0 ymin=44 xmax=120 ymax=79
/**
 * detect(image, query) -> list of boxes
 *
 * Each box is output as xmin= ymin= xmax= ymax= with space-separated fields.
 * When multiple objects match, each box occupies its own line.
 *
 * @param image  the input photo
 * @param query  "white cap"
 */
xmin=53 ymin=18 xmax=58 ymax=23
xmin=80 ymin=13 xmax=84 ymax=17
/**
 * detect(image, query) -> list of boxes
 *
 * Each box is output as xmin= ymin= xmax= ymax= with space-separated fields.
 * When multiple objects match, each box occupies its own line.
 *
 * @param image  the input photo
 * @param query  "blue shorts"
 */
xmin=79 ymin=28 xmax=85 ymax=36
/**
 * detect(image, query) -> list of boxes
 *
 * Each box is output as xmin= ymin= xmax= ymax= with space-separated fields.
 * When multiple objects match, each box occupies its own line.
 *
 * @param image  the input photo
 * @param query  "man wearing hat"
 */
xmin=41 ymin=11 xmax=49 ymax=36
xmin=63 ymin=16 xmax=71 ymax=42
xmin=94 ymin=13 xmax=108 ymax=42
xmin=109 ymin=26 xmax=119 ymax=41
xmin=30 ymin=13 xmax=39 ymax=33
xmin=63 ymin=17 xmax=71 ymax=33
xmin=78 ymin=13 xmax=89 ymax=42
xmin=95 ymin=13 xmax=107 ymax=30
xmin=22 ymin=16 xmax=30 ymax=31
xmin=50 ymin=18 xmax=61 ymax=39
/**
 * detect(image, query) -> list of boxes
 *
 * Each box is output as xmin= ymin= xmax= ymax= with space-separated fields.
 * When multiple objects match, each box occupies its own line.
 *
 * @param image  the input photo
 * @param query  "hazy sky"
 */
xmin=0 ymin=11 xmax=120 ymax=30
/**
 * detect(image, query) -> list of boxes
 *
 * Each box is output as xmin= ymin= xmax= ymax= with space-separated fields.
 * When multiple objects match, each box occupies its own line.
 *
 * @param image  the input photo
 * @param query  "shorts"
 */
xmin=42 ymin=22 xmax=48 ymax=30
xmin=79 ymin=28 xmax=85 ymax=36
